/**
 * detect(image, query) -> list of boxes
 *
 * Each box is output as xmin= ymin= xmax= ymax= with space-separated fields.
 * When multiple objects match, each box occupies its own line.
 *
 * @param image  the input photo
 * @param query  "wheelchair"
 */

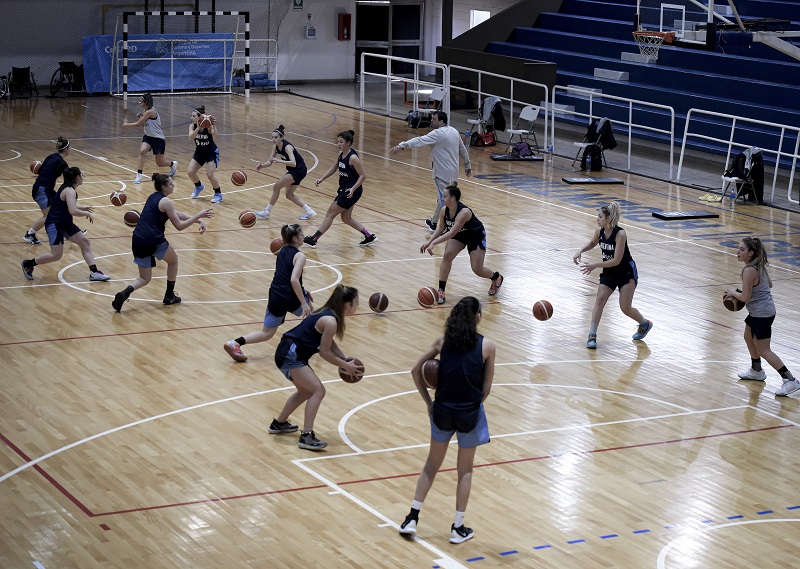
xmin=50 ymin=61 xmax=85 ymax=97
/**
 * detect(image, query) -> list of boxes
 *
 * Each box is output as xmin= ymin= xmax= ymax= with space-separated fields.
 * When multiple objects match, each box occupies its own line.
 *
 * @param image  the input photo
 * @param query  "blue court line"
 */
xmin=567 ymin=539 xmax=586 ymax=544
xmin=499 ymin=550 xmax=518 ymax=556
xmin=600 ymin=534 xmax=618 ymax=539
xmin=788 ymin=505 xmax=800 ymax=510
xmin=633 ymin=529 xmax=651 ymax=534
xmin=757 ymin=510 xmax=774 ymax=515
xmin=466 ymin=556 xmax=484 ymax=562
xmin=727 ymin=515 xmax=744 ymax=520
xmin=533 ymin=544 xmax=552 ymax=550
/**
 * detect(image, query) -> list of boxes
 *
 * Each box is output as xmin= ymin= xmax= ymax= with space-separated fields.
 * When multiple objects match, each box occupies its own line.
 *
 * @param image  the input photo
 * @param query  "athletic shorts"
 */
xmin=193 ymin=148 xmax=219 ymax=167
xmin=142 ymin=135 xmax=166 ymax=155
xmin=32 ymin=185 xmax=52 ymax=209
xmin=45 ymin=221 xmax=81 ymax=246
xmin=334 ymin=186 xmax=362 ymax=210
xmin=600 ymin=261 xmax=639 ymax=291
xmin=452 ymin=229 xmax=487 ymax=253
xmin=274 ymin=337 xmax=309 ymax=380
xmin=287 ymin=167 xmax=307 ymax=185
xmin=745 ymin=314 xmax=775 ymax=340
xmin=264 ymin=302 xmax=304 ymax=329
xmin=430 ymin=403 xmax=490 ymax=448
xmin=132 ymin=238 xmax=169 ymax=268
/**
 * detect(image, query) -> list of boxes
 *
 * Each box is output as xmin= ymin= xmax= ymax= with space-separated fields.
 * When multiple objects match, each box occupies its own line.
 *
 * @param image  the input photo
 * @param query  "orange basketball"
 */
xmin=339 ymin=357 xmax=365 ymax=384
xmin=723 ymin=289 xmax=745 ymax=312
xmin=421 ymin=359 xmax=439 ymax=389
xmin=532 ymin=300 xmax=553 ymax=321
xmin=30 ymin=161 xmax=42 ymax=174
xmin=238 ymin=210 xmax=256 ymax=229
xmin=199 ymin=114 xmax=214 ymax=129
xmin=110 ymin=191 xmax=127 ymax=207
xmin=231 ymin=170 xmax=247 ymax=186
xmin=417 ymin=287 xmax=438 ymax=308
xmin=270 ymin=237 xmax=284 ymax=255
xmin=123 ymin=210 xmax=140 ymax=227
xmin=369 ymin=292 xmax=389 ymax=312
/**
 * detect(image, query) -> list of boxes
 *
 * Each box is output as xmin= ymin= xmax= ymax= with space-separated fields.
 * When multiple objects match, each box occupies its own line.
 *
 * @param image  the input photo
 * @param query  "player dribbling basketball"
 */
xmin=24 ymin=136 xmax=71 ymax=245
xmin=188 ymin=105 xmax=223 ymax=203
xmin=122 ymin=93 xmax=178 ymax=183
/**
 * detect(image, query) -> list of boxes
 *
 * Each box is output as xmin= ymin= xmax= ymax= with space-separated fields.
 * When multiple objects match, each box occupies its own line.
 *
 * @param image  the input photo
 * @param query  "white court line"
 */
xmin=0 ymin=150 xmax=21 ymax=162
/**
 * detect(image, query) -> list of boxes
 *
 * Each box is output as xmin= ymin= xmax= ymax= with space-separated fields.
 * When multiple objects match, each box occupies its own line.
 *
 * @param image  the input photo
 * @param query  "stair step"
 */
xmin=594 ymin=68 xmax=630 ymax=81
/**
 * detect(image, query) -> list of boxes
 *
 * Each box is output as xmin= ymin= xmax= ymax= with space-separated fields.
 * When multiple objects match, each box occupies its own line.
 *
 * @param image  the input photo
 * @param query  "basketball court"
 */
xmin=0 ymin=92 xmax=799 ymax=568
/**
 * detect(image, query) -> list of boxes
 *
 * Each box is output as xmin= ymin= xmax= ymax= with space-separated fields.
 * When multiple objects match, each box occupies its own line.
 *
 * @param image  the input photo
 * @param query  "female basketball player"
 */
xmin=573 ymin=201 xmax=652 ymax=349
xmin=254 ymin=125 xmax=316 ymax=220
xmin=270 ymin=284 xmax=361 ymax=451
xmin=303 ymin=130 xmax=376 ymax=248
xmin=725 ymin=237 xmax=797 ymax=396
xmin=398 ymin=296 xmax=495 ymax=544
xmin=224 ymin=224 xmax=313 ymax=362
xmin=122 ymin=92 xmax=178 ymax=183
xmin=21 ymin=167 xmax=111 ymax=282
xmin=187 ymin=106 xmax=222 ymax=203
xmin=111 ymin=173 xmax=213 ymax=311
xmin=24 ymin=136 xmax=71 ymax=245
xmin=420 ymin=183 xmax=503 ymax=304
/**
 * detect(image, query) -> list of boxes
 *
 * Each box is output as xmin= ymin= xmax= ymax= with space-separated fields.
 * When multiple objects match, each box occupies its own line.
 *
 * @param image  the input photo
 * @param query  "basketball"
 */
xmin=110 ymin=191 xmax=127 ymax=207
xmin=270 ymin=237 xmax=283 ymax=255
xmin=339 ymin=357 xmax=365 ymax=384
xmin=723 ymin=289 xmax=745 ymax=312
xmin=30 ymin=161 xmax=41 ymax=174
xmin=123 ymin=210 xmax=140 ymax=227
xmin=421 ymin=358 xmax=439 ymax=389
xmin=369 ymin=292 xmax=389 ymax=312
xmin=532 ymin=300 xmax=554 ymax=321
xmin=239 ymin=210 xmax=257 ymax=229
xmin=417 ymin=287 xmax=438 ymax=308
xmin=199 ymin=114 xmax=213 ymax=129
xmin=231 ymin=170 xmax=247 ymax=186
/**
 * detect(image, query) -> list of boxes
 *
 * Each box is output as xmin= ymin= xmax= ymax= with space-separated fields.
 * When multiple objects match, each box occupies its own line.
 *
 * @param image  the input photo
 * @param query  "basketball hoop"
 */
xmin=632 ymin=31 xmax=675 ymax=62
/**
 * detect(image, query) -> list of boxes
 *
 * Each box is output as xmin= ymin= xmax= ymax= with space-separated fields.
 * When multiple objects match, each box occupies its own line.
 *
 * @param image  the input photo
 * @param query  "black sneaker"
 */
xmin=425 ymin=219 xmax=437 ymax=232
xmin=358 ymin=234 xmax=378 ymax=247
xmin=23 ymin=232 xmax=42 ymax=245
xmin=399 ymin=515 xmax=418 ymax=536
xmin=163 ymin=293 xmax=182 ymax=305
xmin=303 ymin=235 xmax=317 ymax=248
xmin=268 ymin=419 xmax=299 ymax=434
xmin=112 ymin=289 xmax=132 ymax=312
xmin=450 ymin=524 xmax=474 ymax=544
xmin=21 ymin=260 xmax=34 ymax=280
xmin=298 ymin=430 xmax=327 ymax=451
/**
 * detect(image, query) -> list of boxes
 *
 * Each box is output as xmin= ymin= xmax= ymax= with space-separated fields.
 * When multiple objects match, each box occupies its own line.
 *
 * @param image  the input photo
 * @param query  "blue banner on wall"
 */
xmin=82 ymin=33 xmax=234 ymax=94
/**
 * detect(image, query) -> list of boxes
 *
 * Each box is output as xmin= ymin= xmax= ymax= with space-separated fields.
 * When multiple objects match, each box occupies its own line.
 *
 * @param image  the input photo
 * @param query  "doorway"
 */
xmin=355 ymin=1 xmax=424 ymax=76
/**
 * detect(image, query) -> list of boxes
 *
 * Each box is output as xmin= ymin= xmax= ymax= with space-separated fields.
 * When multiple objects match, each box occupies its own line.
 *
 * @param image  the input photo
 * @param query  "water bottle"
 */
xmin=586 ymin=153 xmax=592 ymax=172
xmin=729 ymin=187 xmax=736 ymax=209
xmin=547 ymin=143 xmax=554 ymax=164
xmin=465 ymin=128 xmax=470 ymax=143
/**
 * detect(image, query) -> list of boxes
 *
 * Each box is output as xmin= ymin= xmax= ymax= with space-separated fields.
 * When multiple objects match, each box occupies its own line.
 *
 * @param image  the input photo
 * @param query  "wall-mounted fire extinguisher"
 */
xmin=338 ymin=13 xmax=351 ymax=41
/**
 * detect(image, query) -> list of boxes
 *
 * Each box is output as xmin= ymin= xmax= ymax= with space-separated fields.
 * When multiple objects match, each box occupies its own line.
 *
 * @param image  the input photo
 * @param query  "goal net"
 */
xmin=111 ymin=11 xmax=249 ymax=97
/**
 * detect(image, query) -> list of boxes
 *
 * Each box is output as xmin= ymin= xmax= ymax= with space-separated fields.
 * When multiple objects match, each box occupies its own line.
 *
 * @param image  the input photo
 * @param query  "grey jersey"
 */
xmin=143 ymin=108 xmax=165 ymax=139
xmin=746 ymin=266 xmax=776 ymax=317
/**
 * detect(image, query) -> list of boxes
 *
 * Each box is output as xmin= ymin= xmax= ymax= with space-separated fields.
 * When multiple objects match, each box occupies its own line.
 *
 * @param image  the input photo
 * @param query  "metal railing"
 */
xmin=359 ymin=53 xmax=449 ymax=117
xmin=677 ymin=108 xmax=800 ymax=204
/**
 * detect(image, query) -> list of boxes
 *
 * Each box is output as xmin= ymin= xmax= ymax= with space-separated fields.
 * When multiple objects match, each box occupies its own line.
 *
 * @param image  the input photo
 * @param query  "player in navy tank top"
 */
xmin=399 ymin=297 xmax=496 ymax=543
xmin=304 ymin=130 xmax=377 ymax=248
xmin=421 ymin=183 xmax=504 ymax=305
xmin=21 ymin=167 xmax=111 ymax=282
xmin=224 ymin=224 xmax=313 ymax=363
xmin=573 ymin=201 xmax=652 ymax=349
xmin=122 ymin=92 xmax=177 ymax=184
xmin=187 ymin=105 xmax=223 ymax=204
xmin=254 ymin=124 xmax=316 ymax=221
xmin=270 ymin=285 xmax=361 ymax=451
xmin=111 ymin=173 xmax=214 ymax=312
xmin=24 ymin=136 xmax=71 ymax=245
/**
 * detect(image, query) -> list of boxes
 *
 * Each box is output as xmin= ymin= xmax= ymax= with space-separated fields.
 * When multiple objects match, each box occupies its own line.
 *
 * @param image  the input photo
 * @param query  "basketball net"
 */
xmin=632 ymin=31 xmax=674 ymax=61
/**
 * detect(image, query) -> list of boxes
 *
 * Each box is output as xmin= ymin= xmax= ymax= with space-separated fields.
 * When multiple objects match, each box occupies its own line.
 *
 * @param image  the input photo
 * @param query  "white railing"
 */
xmin=359 ymin=53 xmax=450 ymax=117
xmin=448 ymin=65 xmax=550 ymax=149
xmin=677 ymin=108 xmax=800 ymax=204
xmin=551 ymin=86 xmax=676 ymax=178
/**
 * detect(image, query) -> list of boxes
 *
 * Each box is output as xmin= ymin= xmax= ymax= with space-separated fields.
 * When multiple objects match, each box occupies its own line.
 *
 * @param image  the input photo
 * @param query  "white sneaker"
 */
xmin=168 ymin=160 xmax=178 ymax=177
xmin=254 ymin=209 xmax=270 ymax=220
xmin=776 ymin=378 xmax=800 ymax=397
xmin=210 ymin=193 xmax=223 ymax=203
xmin=299 ymin=209 xmax=316 ymax=220
xmin=89 ymin=270 xmax=111 ymax=282
xmin=191 ymin=184 xmax=205 ymax=198
xmin=134 ymin=174 xmax=142 ymax=184
xmin=398 ymin=517 xmax=417 ymax=536
xmin=738 ymin=368 xmax=767 ymax=381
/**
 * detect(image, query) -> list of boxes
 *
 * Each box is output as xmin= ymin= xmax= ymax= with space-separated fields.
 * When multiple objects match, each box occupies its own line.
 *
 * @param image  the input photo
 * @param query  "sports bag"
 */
xmin=406 ymin=111 xmax=431 ymax=129
xmin=470 ymin=131 xmax=496 ymax=147
xmin=581 ymin=144 xmax=603 ymax=171
xmin=511 ymin=141 xmax=533 ymax=157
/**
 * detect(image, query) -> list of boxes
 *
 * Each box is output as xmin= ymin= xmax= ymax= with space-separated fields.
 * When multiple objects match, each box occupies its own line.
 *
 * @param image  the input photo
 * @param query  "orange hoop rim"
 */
xmin=633 ymin=30 xmax=675 ymax=44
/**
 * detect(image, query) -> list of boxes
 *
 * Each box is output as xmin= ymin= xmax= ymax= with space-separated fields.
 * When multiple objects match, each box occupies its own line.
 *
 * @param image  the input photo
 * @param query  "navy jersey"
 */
xmin=599 ymin=226 xmax=634 ymax=277
xmin=133 ymin=192 xmax=169 ymax=243
xmin=32 ymin=153 xmax=68 ymax=199
xmin=338 ymin=149 xmax=360 ymax=191
xmin=192 ymin=126 xmax=217 ymax=154
xmin=45 ymin=183 xmax=75 ymax=225
xmin=276 ymin=139 xmax=306 ymax=171
xmin=435 ymin=334 xmax=485 ymax=410
xmin=283 ymin=308 xmax=336 ymax=361
xmin=444 ymin=202 xmax=484 ymax=237
xmin=269 ymin=245 xmax=304 ymax=305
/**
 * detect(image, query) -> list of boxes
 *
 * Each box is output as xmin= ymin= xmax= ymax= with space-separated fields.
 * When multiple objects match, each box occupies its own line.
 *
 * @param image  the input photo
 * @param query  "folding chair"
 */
xmin=467 ymin=96 xmax=503 ymax=136
xmin=505 ymin=105 xmax=541 ymax=153
xmin=571 ymin=117 xmax=616 ymax=169
xmin=416 ymin=87 xmax=445 ymax=116
xmin=8 ymin=66 xmax=38 ymax=98
xmin=722 ymin=147 xmax=763 ymax=206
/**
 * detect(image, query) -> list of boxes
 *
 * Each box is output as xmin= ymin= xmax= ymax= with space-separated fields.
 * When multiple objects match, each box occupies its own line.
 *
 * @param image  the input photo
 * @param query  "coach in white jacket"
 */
xmin=390 ymin=111 xmax=472 ymax=231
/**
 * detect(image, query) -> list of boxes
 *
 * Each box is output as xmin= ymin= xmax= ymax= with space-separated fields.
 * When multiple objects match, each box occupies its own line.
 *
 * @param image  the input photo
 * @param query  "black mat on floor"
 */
xmin=561 ymin=177 xmax=624 ymax=184
xmin=490 ymin=153 xmax=544 ymax=161
xmin=651 ymin=210 xmax=720 ymax=220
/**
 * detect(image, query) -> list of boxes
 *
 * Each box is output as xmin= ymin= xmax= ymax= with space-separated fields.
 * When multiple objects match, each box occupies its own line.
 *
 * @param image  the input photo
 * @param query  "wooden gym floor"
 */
xmin=0 ymin=93 xmax=799 ymax=569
